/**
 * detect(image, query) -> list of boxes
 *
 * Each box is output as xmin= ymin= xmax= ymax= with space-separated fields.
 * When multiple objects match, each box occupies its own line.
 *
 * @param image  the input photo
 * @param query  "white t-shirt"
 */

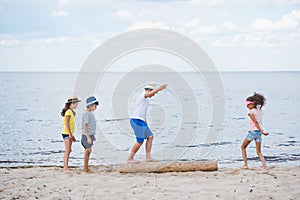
xmin=248 ymin=108 xmax=263 ymax=131
xmin=130 ymin=92 xmax=150 ymax=121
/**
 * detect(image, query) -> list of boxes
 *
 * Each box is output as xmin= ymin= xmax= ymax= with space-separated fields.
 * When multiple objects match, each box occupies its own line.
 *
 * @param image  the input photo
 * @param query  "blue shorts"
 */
xmin=246 ymin=130 xmax=262 ymax=142
xmin=81 ymin=134 xmax=95 ymax=149
xmin=130 ymin=119 xmax=153 ymax=143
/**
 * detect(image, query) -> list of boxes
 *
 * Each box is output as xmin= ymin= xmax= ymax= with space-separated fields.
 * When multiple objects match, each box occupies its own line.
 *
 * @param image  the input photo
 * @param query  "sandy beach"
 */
xmin=0 ymin=165 xmax=299 ymax=200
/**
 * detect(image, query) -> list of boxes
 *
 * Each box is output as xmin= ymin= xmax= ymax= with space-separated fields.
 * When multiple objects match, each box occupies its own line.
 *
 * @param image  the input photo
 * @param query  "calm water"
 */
xmin=0 ymin=72 xmax=299 ymax=168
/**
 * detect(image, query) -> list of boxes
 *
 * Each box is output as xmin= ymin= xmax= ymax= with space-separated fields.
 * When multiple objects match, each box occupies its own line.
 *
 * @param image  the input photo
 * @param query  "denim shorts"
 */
xmin=130 ymin=119 xmax=153 ymax=143
xmin=246 ymin=130 xmax=262 ymax=142
xmin=81 ymin=134 xmax=95 ymax=149
xmin=62 ymin=134 xmax=69 ymax=140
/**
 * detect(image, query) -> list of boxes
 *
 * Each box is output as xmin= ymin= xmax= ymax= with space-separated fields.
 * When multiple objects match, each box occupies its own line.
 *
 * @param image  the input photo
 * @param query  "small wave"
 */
xmin=101 ymin=118 xmax=129 ymax=122
xmin=175 ymin=141 xmax=232 ymax=148
xmin=265 ymin=154 xmax=300 ymax=162
xmin=51 ymin=140 xmax=63 ymax=143
xmin=277 ymin=140 xmax=299 ymax=147
xmin=235 ymin=153 xmax=300 ymax=163
xmin=16 ymin=108 xmax=28 ymax=112
xmin=20 ymin=150 xmax=65 ymax=156
xmin=233 ymin=117 xmax=245 ymax=120
xmin=183 ymin=122 xmax=198 ymax=125
xmin=0 ymin=160 xmax=35 ymax=164
xmin=25 ymin=119 xmax=43 ymax=123
xmin=275 ymin=132 xmax=284 ymax=135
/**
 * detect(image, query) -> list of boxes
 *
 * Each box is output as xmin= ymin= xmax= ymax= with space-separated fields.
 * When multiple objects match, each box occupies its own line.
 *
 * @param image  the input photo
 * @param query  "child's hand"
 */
xmin=261 ymin=130 xmax=269 ymax=136
xmin=87 ymin=137 xmax=92 ymax=144
xmin=70 ymin=135 xmax=76 ymax=142
xmin=160 ymin=84 xmax=168 ymax=90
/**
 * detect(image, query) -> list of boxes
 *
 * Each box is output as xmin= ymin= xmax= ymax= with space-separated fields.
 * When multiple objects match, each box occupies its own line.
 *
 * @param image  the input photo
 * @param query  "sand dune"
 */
xmin=0 ymin=165 xmax=299 ymax=199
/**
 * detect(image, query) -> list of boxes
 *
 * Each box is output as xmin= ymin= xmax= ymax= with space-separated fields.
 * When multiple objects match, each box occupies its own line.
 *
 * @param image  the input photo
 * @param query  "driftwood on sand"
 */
xmin=119 ymin=161 xmax=218 ymax=173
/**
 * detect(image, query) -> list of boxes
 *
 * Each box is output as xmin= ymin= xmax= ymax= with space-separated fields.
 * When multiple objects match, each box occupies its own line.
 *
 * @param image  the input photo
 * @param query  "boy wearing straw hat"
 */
xmin=128 ymin=83 xmax=167 ymax=163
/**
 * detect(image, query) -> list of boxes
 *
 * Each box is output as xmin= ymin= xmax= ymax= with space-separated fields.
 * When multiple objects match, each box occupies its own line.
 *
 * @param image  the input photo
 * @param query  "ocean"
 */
xmin=0 ymin=71 xmax=299 ymax=168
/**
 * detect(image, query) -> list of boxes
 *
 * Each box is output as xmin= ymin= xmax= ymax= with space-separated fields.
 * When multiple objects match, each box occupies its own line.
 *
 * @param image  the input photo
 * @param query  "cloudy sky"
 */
xmin=0 ymin=0 xmax=300 ymax=71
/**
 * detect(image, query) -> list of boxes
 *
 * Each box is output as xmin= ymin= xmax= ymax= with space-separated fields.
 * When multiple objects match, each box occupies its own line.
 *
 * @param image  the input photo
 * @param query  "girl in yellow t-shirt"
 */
xmin=61 ymin=96 xmax=81 ymax=171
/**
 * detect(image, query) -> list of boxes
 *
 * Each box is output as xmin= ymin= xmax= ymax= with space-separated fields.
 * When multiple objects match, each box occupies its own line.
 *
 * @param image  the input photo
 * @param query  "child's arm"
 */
xmin=248 ymin=113 xmax=268 ymax=136
xmin=83 ymin=124 xmax=92 ymax=144
xmin=145 ymin=84 xmax=168 ymax=98
xmin=66 ymin=116 xmax=76 ymax=141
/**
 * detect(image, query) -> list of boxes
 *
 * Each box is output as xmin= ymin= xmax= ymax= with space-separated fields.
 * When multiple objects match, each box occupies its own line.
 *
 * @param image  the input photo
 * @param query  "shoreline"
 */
xmin=1 ymin=165 xmax=299 ymax=199
xmin=1 ymin=160 xmax=300 ymax=169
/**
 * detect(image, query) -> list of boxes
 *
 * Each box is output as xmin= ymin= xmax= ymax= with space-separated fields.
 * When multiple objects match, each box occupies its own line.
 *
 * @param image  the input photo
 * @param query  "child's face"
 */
xmin=91 ymin=104 xmax=98 ymax=111
xmin=71 ymin=102 xmax=78 ymax=109
xmin=247 ymin=103 xmax=254 ymax=109
xmin=88 ymin=104 xmax=98 ymax=111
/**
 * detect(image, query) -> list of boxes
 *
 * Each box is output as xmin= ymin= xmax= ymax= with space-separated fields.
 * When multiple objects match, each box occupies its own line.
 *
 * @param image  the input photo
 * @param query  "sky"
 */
xmin=0 ymin=0 xmax=300 ymax=72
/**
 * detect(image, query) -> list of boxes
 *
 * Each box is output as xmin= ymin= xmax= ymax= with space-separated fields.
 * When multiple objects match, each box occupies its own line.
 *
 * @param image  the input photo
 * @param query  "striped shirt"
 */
xmin=81 ymin=111 xmax=96 ymax=135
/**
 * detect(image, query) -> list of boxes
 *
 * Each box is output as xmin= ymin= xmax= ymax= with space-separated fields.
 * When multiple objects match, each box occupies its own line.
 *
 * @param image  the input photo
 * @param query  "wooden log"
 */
xmin=119 ymin=161 xmax=218 ymax=173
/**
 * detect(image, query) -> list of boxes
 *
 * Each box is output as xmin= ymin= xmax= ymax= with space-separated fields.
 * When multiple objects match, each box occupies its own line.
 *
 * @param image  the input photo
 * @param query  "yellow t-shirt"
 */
xmin=62 ymin=109 xmax=75 ymax=135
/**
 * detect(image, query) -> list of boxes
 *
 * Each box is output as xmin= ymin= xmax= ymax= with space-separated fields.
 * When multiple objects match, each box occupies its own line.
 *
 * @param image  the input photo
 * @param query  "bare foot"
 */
xmin=63 ymin=168 xmax=71 ymax=174
xmin=145 ymin=158 xmax=159 ymax=162
xmin=241 ymin=165 xmax=249 ymax=169
xmin=127 ymin=159 xmax=141 ymax=164
xmin=83 ymin=169 xmax=90 ymax=173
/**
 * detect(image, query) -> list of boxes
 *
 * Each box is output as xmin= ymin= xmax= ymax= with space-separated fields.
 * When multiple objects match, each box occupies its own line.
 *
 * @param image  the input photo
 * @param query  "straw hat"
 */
xmin=66 ymin=96 xmax=81 ymax=104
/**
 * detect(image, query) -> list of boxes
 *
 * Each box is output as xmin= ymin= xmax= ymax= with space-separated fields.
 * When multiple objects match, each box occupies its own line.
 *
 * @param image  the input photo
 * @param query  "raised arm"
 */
xmin=145 ymin=84 xmax=168 ymax=98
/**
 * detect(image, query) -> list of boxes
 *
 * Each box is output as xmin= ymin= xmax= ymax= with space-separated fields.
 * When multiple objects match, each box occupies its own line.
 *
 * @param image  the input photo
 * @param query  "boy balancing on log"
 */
xmin=127 ymin=83 xmax=168 ymax=163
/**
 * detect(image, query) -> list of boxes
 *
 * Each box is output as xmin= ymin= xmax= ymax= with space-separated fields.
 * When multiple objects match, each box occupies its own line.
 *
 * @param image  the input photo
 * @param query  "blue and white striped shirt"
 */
xmin=81 ymin=111 xmax=96 ymax=135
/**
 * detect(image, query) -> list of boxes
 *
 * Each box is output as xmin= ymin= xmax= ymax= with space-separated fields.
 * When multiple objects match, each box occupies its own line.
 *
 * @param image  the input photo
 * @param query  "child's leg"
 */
xmin=63 ymin=138 xmax=72 ymax=170
xmin=127 ymin=141 xmax=143 ymax=163
xmin=83 ymin=148 xmax=91 ymax=172
xmin=145 ymin=136 xmax=157 ymax=162
xmin=241 ymin=139 xmax=251 ymax=169
xmin=144 ymin=126 xmax=156 ymax=162
xmin=255 ymin=142 xmax=267 ymax=169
